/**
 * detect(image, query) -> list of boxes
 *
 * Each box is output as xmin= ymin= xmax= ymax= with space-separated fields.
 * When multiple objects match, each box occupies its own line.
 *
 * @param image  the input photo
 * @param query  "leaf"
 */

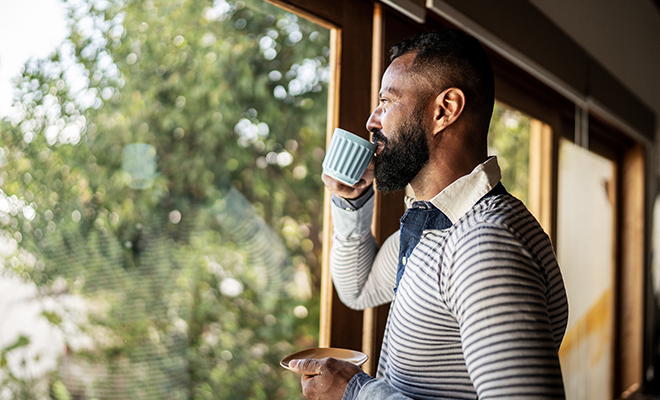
xmin=52 ymin=380 xmax=72 ymax=400
xmin=42 ymin=311 xmax=63 ymax=326
xmin=1 ymin=335 xmax=31 ymax=354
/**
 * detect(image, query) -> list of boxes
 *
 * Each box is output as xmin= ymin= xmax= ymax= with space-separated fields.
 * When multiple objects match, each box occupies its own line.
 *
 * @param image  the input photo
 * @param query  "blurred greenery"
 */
xmin=0 ymin=1 xmax=534 ymax=397
xmin=0 ymin=0 xmax=329 ymax=398
xmin=0 ymin=335 xmax=40 ymax=400
xmin=488 ymin=101 xmax=531 ymax=204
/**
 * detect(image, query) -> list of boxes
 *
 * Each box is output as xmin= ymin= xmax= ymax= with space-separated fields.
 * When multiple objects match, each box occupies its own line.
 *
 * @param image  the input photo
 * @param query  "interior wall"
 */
xmin=527 ymin=0 xmax=660 ymax=145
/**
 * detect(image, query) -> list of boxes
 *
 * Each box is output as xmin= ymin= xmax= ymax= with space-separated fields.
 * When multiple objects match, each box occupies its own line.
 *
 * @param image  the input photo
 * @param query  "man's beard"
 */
xmin=372 ymin=110 xmax=430 ymax=193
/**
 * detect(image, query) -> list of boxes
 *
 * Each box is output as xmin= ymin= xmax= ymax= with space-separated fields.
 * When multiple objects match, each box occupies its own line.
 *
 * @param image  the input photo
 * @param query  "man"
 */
xmin=290 ymin=29 xmax=568 ymax=400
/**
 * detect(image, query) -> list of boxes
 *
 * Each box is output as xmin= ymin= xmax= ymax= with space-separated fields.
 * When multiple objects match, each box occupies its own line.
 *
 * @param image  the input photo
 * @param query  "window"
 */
xmin=488 ymin=101 xmax=532 ymax=205
xmin=487 ymin=101 xmax=554 ymax=234
xmin=0 ymin=0 xmax=331 ymax=398
xmin=2 ymin=1 xmax=651 ymax=399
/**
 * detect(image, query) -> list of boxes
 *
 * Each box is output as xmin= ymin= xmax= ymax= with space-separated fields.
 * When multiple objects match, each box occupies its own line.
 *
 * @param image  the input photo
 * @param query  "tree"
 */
xmin=0 ymin=0 xmax=329 ymax=398
xmin=488 ymin=102 xmax=531 ymax=205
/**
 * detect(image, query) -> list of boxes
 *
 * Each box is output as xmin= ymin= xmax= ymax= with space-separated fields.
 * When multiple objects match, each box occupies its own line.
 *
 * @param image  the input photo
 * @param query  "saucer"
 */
xmin=280 ymin=347 xmax=368 ymax=370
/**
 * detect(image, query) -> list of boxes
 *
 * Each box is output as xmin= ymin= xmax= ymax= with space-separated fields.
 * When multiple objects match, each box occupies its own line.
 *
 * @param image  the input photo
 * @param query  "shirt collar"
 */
xmin=404 ymin=156 xmax=502 ymax=224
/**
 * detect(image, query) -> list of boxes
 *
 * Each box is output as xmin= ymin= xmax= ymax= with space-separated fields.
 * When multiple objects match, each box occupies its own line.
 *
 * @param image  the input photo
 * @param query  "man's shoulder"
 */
xmin=465 ymin=192 xmax=535 ymax=227
xmin=424 ymin=192 xmax=546 ymax=252
xmin=447 ymin=193 xmax=548 ymax=248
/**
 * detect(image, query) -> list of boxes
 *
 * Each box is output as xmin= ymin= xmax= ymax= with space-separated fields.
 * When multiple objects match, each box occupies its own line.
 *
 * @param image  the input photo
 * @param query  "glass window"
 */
xmin=488 ymin=101 xmax=531 ymax=205
xmin=0 ymin=0 xmax=330 ymax=398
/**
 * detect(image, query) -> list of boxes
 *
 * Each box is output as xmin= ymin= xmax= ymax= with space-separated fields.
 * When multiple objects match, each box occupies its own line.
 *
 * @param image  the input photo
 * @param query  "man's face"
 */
xmin=367 ymin=53 xmax=431 ymax=193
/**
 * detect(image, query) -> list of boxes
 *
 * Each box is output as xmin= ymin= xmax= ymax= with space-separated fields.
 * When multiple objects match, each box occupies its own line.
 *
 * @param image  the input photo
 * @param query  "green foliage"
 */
xmin=0 ymin=335 xmax=42 ymax=400
xmin=52 ymin=381 xmax=72 ymax=400
xmin=1 ymin=336 xmax=31 ymax=369
xmin=488 ymin=101 xmax=531 ymax=204
xmin=0 ymin=0 xmax=329 ymax=398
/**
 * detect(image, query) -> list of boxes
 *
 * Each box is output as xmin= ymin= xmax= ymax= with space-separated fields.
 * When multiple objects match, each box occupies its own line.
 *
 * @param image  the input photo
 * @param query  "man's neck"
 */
xmin=410 ymin=154 xmax=486 ymax=201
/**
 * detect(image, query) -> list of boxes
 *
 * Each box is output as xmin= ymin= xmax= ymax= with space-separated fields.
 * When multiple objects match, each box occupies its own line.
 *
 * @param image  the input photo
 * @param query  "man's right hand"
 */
xmin=289 ymin=357 xmax=362 ymax=400
xmin=322 ymin=159 xmax=375 ymax=200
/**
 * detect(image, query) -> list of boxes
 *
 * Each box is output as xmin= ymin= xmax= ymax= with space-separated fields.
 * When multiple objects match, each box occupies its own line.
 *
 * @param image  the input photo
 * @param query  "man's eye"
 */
xmin=379 ymin=98 xmax=388 ymax=105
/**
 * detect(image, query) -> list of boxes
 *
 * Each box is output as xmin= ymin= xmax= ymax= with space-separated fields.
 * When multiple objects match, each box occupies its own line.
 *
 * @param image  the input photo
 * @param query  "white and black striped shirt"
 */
xmin=331 ymin=157 xmax=568 ymax=400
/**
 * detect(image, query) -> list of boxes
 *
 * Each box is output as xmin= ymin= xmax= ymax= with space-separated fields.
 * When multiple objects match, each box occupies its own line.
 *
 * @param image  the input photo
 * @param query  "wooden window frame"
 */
xmin=588 ymin=115 xmax=646 ymax=396
xmin=265 ymin=0 xmax=379 ymax=355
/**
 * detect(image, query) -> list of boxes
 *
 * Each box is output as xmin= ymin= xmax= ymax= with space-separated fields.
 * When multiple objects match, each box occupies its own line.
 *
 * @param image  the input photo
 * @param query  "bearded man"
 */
xmin=290 ymin=29 xmax=569 ymax=400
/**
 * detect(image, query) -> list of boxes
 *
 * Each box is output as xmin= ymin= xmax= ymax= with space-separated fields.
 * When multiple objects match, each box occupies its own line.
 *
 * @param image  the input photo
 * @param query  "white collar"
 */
xmin=404 ymin=157 xmax=502 ymax=224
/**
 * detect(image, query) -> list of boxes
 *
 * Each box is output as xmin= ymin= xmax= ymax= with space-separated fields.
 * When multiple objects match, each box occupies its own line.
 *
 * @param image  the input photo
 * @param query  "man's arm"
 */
xmin=329 ymin=190 xmax=399 ymax=309
xmin=449 ymin=222 xmax=565 ymax=398
xmin=356 ymin=379 xmax=413 ymax=400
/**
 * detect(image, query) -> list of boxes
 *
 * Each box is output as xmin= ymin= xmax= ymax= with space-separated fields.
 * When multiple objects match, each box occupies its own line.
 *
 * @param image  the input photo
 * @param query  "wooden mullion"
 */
xmin=327 ymin=0 xmax=377 ymax=352
xmin=361 ymin=1 xmax=385 ymax=377
xmin=616 ymin=143 xmax=646 ymax=396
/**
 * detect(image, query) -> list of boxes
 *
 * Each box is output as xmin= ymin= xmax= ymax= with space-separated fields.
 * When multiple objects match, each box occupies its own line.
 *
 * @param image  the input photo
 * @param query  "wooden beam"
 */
xmin=528 ymin=119 xmax=553 ymax=236
xmin=617 ymin=143 xmax=646 ymax=395
xmin=361 ymin=2 xmax=385 ymax=376
xmin=319 ymin=25 xmax=342 ymax=348
xmin=264 ymin=0 xmax=343 ymax=28
xmin=328 ymin=0 xmax=376 ymax=352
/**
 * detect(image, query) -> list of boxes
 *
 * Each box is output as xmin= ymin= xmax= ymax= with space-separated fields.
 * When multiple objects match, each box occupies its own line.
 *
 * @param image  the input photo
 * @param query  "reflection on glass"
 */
xmin=122 ymin=143 xmax=158 ymax=189
xmin=556 ymin=138 xmax=616 ymax=400
xmin=488 ymin=101 xmax=531 ymax=205
xmin=0 ymin=0 xmax=329 ymax=398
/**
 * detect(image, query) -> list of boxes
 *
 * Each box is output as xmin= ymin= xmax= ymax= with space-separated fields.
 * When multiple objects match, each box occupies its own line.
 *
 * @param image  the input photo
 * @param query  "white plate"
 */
xmin=280 ymin=347 xmax=368 ymax=370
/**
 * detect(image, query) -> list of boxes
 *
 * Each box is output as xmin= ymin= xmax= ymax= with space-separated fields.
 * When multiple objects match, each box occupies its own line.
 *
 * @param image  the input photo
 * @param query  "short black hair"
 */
xmin=390 ymin=29 xmax=495 ymax=136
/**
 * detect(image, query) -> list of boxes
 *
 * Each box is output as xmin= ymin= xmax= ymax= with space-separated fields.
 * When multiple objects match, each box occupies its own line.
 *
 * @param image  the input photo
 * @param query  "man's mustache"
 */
xmin=371 ymin=130 xmax=387 ymax=145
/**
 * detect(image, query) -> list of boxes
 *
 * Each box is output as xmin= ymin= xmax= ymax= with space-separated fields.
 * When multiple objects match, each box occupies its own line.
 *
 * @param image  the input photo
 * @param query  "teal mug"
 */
xmin=322 ymin=128 xmax=376 ymax=187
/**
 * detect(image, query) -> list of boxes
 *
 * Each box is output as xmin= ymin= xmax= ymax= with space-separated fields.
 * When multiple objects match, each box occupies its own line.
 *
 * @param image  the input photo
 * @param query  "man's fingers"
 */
xmin=289 ymin=358 xmax=324 ymax=375
xmin=321 ymin=173 xmax=348 ymax=192
xmin=322 ymin=173 xmax=373 ymax=200
xmin=322 ymin=174 xmax=359 ymax=198
xmin=291 ymin=357 xmax=362 ymax=400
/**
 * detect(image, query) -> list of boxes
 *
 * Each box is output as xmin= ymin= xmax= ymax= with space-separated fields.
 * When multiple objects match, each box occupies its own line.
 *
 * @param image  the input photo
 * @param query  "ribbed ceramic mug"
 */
xmin=322 ymin=128 xmax=377 ymax=186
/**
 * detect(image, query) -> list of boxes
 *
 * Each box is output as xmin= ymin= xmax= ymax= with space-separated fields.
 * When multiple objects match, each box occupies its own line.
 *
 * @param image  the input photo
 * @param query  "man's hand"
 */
xmin=289 ymin=357 xmax=362 ymax=400
xmin=322 ymin=159 xmax=375 ymax=200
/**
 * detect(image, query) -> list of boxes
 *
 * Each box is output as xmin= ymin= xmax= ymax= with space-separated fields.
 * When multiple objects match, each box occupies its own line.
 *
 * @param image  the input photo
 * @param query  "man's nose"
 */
xmin=366 ymin=107 xmax=382 ymax=133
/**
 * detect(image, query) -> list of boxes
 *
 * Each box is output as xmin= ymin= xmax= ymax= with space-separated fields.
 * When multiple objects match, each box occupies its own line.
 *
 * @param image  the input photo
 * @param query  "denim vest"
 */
xmin=394 ymin=182 xmax=507 ymax=293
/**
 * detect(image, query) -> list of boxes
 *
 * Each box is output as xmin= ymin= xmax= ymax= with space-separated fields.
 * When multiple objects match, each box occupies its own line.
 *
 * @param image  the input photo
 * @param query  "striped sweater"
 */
xmin=331 ymin=157 xmax=568 ymax=400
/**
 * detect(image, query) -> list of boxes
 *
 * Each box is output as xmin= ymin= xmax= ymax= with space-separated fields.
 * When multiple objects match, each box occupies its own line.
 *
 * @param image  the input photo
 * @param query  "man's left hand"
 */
xmin=289 ymin=357 xmax=362 ymax=400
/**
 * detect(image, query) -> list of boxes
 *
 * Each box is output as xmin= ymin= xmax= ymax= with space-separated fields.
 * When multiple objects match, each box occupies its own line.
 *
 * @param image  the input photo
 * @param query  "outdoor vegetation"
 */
xmin=0 ymin=0 xmax=531 ymax=398
xmin=488 ymin=102 xmax=531 ymax=204
xmin=0 ymin=0 xmax=329 ymax=398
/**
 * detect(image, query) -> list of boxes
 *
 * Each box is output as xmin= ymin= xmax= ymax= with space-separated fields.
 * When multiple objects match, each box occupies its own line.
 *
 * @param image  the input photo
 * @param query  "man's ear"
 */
xmin=431 ymin=87 xmax=465 ymax=136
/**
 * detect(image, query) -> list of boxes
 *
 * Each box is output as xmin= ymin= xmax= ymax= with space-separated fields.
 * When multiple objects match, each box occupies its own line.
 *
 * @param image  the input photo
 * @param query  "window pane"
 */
xmin=0 ymin=0 xmax=330 ymax=398
xmin=488 ymin=101 xmax=531 ymax=205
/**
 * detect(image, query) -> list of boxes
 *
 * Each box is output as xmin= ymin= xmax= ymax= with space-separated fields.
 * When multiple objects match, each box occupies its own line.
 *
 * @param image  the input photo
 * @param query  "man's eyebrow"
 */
xmin=379 ymin=86 xmax=402 ymax=98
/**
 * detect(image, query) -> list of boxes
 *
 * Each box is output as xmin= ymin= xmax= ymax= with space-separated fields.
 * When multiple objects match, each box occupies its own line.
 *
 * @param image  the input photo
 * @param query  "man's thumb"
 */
xmin=288 ymin=358 xmax=321 ymax=375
